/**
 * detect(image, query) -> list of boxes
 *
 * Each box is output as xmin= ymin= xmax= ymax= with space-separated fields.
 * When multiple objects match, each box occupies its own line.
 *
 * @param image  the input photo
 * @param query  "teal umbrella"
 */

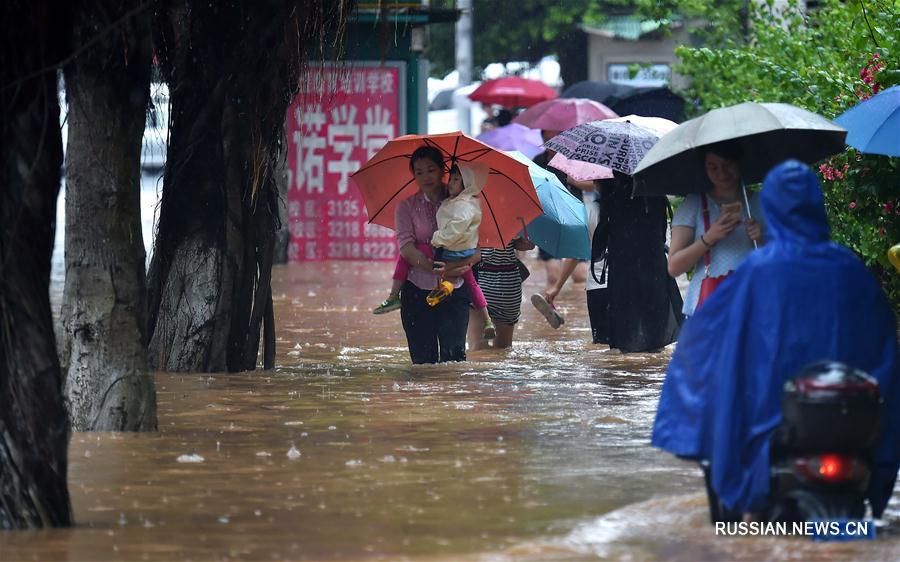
xmin=506 ymin=151 xmax=591 ymax=259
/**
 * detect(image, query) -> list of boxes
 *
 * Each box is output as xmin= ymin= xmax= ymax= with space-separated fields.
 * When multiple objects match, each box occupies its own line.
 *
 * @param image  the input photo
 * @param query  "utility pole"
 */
xmin=455 ymin=0 xmax=473 ymax=134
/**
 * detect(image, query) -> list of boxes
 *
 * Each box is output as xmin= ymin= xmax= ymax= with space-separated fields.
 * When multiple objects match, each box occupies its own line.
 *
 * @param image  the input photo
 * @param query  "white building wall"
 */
xmin=585 ymin=26 xmax=693 ymax=91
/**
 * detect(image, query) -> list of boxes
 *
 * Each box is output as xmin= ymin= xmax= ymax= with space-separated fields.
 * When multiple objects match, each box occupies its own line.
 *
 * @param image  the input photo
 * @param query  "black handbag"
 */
xmin=516 ymin=259 xmax=530 ymax=282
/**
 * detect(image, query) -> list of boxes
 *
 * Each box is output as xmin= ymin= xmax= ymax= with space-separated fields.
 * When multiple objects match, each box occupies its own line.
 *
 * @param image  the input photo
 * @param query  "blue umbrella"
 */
xmin=505 ymin=151 xmax=591 ymax=259
xmin=834 ymin=85 xmax=900 ymax=156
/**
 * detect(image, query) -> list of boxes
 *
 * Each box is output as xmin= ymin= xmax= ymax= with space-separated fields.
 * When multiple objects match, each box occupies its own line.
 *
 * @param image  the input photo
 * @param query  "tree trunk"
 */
xmin=0 ymin=1 xmax=73 ymax=529
xmin=145 ymin=64 xmax=234 ymax=372
xmin=273 ymin=138 xmax=290 ymax=265
xmin=148 ymin=1 xmax=352 ymax=372
xmin=148 ymin=232 xmax=227 ymax=371
xmin=60 ymin=1 xmax=157 ymax=432
xmin=557 ymin=28 xmax=588 ymax=89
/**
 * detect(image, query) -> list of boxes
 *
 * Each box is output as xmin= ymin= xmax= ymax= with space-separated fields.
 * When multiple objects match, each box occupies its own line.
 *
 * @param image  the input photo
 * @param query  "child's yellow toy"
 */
xmin=426 ymin=280 xmax=454 ymax=307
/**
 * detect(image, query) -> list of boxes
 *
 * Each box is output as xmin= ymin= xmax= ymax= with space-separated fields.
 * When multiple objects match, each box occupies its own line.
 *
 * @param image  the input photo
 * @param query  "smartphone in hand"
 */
xmin=721 ymin=201 xmax=742 ymax=218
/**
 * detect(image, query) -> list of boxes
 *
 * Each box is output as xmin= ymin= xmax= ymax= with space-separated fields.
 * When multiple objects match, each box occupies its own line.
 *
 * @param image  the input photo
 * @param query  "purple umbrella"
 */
xmin=476 ymin=123 xmax=543 ymax=159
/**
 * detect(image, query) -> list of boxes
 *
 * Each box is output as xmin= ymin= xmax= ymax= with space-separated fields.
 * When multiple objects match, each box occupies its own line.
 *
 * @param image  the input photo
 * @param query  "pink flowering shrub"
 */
xmin=857 ymin=53 xmax=886 ymax=100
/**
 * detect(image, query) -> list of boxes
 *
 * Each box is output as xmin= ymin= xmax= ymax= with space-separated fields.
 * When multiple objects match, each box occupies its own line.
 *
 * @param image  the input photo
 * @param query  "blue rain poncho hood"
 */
xmin=651 ymin=160 xmax=900 ymax=515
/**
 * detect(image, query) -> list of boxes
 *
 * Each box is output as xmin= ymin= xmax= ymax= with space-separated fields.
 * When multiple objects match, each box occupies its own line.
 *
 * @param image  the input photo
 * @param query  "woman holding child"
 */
xmin=386 ymin=146 xmax=484 ymax=364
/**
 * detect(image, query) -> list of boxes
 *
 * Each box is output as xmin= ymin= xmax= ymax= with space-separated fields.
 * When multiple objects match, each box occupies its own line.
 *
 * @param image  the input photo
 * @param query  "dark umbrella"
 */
xmin=560 ymin=81 xmax=685 ymax=123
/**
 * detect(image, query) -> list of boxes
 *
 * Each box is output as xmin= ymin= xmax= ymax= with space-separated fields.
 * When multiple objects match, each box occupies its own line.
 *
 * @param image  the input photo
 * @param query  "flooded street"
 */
xmin=2 ymin=179 xmax=897 ymax=561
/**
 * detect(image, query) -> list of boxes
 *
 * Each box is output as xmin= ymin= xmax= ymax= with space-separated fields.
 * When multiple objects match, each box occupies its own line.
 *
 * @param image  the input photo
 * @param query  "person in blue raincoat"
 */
xmin=651 ymin=159 xmax=900 ymax=518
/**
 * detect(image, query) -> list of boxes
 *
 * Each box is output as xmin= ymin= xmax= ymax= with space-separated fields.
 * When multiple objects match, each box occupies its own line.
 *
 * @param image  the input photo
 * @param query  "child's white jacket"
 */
xmin=431 ymin=161 xmax=487 ymax=251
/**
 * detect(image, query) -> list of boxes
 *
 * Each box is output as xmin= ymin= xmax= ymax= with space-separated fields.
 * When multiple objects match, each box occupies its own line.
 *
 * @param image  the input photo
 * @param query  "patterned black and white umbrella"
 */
xmin=543 ymin=117 xmax=674 ymax=176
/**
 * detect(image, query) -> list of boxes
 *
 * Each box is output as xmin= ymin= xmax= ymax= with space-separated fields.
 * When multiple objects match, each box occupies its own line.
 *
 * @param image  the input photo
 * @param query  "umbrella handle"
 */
xmin=741 ymin=181 xmax=758 ymax=250
xmin=517 ymin=216 xmax=531 ymax=243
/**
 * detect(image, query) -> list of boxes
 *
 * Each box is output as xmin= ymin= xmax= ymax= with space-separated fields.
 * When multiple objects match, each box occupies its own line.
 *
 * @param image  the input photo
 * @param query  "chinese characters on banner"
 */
xmin=286 ymin=65 xmax=401 ymax=261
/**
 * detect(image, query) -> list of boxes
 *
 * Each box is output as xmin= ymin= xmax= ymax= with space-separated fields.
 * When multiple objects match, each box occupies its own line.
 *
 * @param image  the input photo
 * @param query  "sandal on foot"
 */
xmin=531 ymin=294 xmax=564 ymax=329
xmin=372 ymin=296 xmax=401 ymax=315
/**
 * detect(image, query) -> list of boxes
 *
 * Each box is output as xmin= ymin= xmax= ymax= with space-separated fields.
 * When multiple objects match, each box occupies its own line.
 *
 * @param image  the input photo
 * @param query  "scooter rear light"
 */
xmin=818 ymin=455 xmax=843 ymax=479
xmin=794 ymin=454 xmax=867 ymax=483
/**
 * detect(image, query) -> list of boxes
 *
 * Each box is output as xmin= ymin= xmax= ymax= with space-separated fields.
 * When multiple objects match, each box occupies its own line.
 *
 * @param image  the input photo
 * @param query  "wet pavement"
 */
xmin=3 ymin=179 xmax=897 ymax=561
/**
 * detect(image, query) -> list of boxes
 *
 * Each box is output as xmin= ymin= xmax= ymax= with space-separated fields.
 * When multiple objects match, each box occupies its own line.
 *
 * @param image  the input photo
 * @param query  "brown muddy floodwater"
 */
xmin=3 ymin=259 xmax=898 ymax=561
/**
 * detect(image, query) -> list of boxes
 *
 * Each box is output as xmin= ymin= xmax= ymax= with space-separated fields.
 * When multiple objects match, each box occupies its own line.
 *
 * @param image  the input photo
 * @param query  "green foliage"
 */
xmin=673 ymin=0 xmax=900 ymax=310
xmin=422 ymin=0 xmax=746 ymax=83
xmin=423 ymin=0 xmax=750 ymax=79
xmin=425 ymin=0 xmax=605 ymax=79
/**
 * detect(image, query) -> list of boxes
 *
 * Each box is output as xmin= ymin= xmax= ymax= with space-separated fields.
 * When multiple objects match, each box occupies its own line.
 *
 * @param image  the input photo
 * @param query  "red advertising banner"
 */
xmin=286 ymin=64 xmax=403 ymax=261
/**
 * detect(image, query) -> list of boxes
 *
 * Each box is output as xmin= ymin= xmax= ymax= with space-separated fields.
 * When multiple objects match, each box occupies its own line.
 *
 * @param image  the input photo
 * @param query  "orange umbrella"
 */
xmin=350 ymin=132 xmax=543 ymax=248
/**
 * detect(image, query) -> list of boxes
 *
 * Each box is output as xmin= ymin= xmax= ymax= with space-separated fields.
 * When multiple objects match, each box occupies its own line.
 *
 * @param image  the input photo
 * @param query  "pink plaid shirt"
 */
xmin=395 ymin=191 xmax=463 ymax=290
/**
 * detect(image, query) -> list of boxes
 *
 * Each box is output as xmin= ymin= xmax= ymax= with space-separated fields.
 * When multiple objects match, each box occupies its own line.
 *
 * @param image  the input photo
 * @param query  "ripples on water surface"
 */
xmin=4 ymin=248 xmax=898 ymax=560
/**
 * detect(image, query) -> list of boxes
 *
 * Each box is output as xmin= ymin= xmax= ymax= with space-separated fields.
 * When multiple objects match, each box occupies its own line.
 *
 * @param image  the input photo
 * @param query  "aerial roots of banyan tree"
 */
xmin=146 ymin=1 xmax=353 ymax=373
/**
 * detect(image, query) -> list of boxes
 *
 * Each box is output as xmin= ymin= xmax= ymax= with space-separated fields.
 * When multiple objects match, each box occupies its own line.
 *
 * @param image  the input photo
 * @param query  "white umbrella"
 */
xmin=632 ymin=102 xmax=846 ymax=197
